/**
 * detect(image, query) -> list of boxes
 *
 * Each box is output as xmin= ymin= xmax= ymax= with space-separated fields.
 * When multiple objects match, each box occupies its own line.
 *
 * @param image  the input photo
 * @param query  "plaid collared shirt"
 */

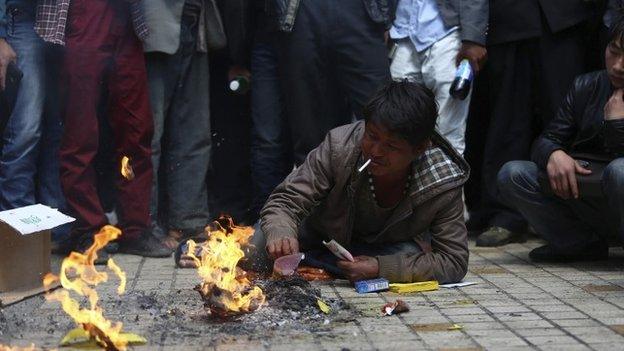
xmin=34 ymin=0 xmax=148 ymax=46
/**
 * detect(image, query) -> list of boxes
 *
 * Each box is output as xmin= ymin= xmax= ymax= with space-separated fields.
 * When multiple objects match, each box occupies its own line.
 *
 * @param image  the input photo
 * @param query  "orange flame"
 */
xmin=43 ymin=225 xmax=129 ymax=350
xmin=186 ymin=216 xmax=265 ymax=315
xmin=120 ymin=156 xmax=134 ymax=181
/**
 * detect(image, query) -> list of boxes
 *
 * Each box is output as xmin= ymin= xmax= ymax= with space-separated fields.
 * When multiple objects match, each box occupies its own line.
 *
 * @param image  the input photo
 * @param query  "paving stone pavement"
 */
xmin=2 ymin=238 xmax=624 ymax=351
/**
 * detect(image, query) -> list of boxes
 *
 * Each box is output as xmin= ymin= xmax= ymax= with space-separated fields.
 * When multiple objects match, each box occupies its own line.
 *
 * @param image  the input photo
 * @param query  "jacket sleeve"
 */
xmin=459 ymin=0 xmax=488 ymax=45
xmin=376 ymin=189 xmax=469 ymax=284
xmin=260 ymin=132 xmax=335 ymax=244
xmin=531 ymin=77 xmax=580 ymax=170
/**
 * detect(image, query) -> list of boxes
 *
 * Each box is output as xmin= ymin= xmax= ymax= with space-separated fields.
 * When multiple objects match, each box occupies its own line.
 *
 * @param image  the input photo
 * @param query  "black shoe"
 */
xmin=118 ymin=231 xmax=173 ymax=258
xmin=529 ymin=241 xmax=609 ymax=263
xmin=75 ymin=234 xmax=111 ymax=265
xmin=476 ymin=226 xmax=526 ymax=247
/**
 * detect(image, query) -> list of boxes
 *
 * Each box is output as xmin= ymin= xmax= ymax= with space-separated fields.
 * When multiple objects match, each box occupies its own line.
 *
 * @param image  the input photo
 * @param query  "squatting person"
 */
xmin=497 ymin=14 xmax=624 ymax=262
xmin=249 ymin=80 xmax=470 ymax=284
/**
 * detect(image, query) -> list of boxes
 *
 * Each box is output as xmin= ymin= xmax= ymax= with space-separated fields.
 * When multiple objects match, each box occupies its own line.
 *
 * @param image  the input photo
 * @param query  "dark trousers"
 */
xmin=249 ymin=40 xmax=292 ymax=220
xmin=498 ymin=160 xmax=622 ymax=252
xmin=479 ymin=24 xmax=586 ymax=232
xmin=277 ymin=0 xmax=390 ymax=164
xmin=147 ymin=12 xmax=211 ymax=231
xmin=60 ymin=0 xmax=153 ymax=241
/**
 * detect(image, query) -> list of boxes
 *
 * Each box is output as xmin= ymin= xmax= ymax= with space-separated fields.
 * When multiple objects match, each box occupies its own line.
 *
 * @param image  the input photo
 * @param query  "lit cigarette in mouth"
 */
xmin=358 ymin=159 xmax=372 ymax=172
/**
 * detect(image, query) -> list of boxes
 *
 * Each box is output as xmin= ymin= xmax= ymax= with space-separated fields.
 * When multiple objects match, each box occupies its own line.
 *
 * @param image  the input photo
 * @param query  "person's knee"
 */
xmin=497 ymin=161 xmax=537 ymax=197
xmin=603 ymin=158 xmax=624 ymax=195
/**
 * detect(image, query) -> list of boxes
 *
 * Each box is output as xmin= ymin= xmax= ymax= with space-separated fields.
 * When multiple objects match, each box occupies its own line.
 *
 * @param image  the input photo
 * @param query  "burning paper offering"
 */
xmin=185 ymin=216 xmax=265 ymax=316
xmin=43 ymin=225 xmax=146 ymax=351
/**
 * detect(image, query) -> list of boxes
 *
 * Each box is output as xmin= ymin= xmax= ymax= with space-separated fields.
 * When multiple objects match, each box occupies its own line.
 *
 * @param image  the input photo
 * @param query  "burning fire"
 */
xmin=120 ymin=156 xmax=134 ymax=180
xmin=43 ymin=226 xmax=132 ymax=350
xmin=186 ymin=216 xmax=265 ymax=316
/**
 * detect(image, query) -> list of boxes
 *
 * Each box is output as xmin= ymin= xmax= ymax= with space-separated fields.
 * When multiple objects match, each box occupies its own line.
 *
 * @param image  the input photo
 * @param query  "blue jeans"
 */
xmin=147 ymin=12 xmax=211 ymax=231
xmin=0 ymin=5 xmax=69 ymax=240
xmin=0 ymin=6 xmax=45 ymax=209
xmin=249 ymin=41 xmax=292 ymax=220
xmin=497 ymin=160 xmax=623 ymax=253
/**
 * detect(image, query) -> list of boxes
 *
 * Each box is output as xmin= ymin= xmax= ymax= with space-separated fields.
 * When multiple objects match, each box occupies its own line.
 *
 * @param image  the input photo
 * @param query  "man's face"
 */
xmin=606 ymin=39 xmax=624 ymax=88
xmin=360 ymin=122 xmax=425 ymax=177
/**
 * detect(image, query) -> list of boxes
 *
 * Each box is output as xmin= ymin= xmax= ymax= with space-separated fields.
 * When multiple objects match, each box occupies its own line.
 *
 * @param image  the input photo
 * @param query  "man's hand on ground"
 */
xmin=456 ymin=41 xmax=487 ymax=74
xmin=336 ymin=256 xmax=379 ymax=283
xmin=0 ymin=38 xmax=17 ymax=91
xmin=266 ymin=237 xmax=299 ymax=260
xmin=546 ymin=150 xmax=592 ymax=199
xmin=604 ymin=88 xmax=624 ymax=120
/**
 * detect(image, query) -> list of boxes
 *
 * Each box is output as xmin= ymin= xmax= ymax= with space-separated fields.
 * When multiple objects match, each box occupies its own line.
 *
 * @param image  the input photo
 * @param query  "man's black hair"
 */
xmin=608 ymin=8 xmax=624 ymax=48
xmin=363 ymin=80 xmax=438 ymax=146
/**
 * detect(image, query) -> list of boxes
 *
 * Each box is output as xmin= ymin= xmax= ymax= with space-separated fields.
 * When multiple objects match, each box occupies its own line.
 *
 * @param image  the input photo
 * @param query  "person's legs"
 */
xmin=331 ymin=0 xmax=390 ymax=118
xmin=277 ymin=0 xmax=350 ymax=164
xmin=60 ymin=0 xmax=113 ymax=238
xmin=38 ymin=44 xmax=71 ymax=243
xmin=164 ymin=13 xmax=211 ymax=233
xmin=146 ymin=52 xmax=173 ymax=228
xmin=249 ymin=40 xmax=293 ymax=220
xmin=537 ymin=23 xmax=586 ymax=127
xmin=498 ymin=160 xmax=607 ymax=259
xmin=103 ymin=2 xmax=153 ymax=244
xmin=0 ymin=5 xmax=45 ymax=209
xmin=390 ymin=39 xmax=424 ymax=83
xmin=602 ymin=158 xmax=624 ymax=242
xmin=421 ymin=32 xmax=470 ymax=154
xmin=477 ymin=40 xmax=534 ymax=243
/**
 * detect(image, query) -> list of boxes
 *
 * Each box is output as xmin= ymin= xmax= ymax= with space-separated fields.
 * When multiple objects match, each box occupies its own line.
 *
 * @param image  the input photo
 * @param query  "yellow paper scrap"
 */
xmin=317 ymin=299 xmax=331 ymax=314
xmin=389 ymin=281 xmax=439 ymax=294
xmin=60 ymin=327 xmax=147 ymax=347
xmin=447 ymin=324 xmax=463 ymax=331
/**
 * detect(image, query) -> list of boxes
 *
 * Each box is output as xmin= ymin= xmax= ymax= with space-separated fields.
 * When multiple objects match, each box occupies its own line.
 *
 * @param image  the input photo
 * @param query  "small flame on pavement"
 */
xmin=43 ymin=225 xmax=132 ymax=351
xmin=186 ymin=216 xmax=265 ymax=316
xmin=120 ymin=156 xmax=134 ymax=181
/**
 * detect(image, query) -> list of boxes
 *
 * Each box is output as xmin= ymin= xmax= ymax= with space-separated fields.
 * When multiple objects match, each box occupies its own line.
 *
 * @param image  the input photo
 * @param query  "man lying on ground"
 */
xmin=245 ymin=81 xmax=470 ymax=284
xmin=497 ymin=14 xmax=624 ymax=263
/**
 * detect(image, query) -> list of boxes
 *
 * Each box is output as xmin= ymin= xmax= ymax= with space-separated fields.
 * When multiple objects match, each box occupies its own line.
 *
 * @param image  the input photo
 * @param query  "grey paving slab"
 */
xmin=2 ymin=238 xmax=624 ymax=351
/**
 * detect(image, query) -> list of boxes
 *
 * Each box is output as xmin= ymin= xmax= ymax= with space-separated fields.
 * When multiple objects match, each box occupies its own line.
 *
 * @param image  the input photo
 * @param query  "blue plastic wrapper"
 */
xmin=354 ymin=278 xmax=389 ymax=294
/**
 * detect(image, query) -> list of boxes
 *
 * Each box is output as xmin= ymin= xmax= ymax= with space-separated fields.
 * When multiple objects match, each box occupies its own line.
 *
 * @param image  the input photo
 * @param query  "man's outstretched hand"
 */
xmin=266 ymin=237 xmax=300 ymax=260
xmin=337 ymin=256 xmax=379 ymax=283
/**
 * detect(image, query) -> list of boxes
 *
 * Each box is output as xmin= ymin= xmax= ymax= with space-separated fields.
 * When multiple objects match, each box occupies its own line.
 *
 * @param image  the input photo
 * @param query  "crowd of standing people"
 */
xmin=0 ymin=0 xmax=622 ymax=272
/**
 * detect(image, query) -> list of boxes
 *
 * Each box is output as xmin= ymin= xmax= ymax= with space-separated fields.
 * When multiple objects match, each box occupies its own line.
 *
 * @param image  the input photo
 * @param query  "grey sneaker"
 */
xmin=476 ymin=226 xmax=525 ymax=247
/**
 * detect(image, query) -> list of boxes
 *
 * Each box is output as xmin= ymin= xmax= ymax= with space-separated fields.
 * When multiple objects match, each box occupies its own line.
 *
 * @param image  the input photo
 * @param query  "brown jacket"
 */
xmin=260 ymin=121 xmax=470 ymax=283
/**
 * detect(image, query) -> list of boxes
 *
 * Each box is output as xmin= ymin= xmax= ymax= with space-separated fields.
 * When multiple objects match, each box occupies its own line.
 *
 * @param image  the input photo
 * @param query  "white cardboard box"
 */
xmin=0 ymin=204 xmax=74 ymax=306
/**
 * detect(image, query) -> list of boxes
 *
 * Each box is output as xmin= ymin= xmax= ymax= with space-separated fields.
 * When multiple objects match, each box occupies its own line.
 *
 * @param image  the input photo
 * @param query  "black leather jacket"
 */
xmin=532 ymin=70 xmax=624 ymax=170
xmin=267 ymin=0 xmax=397 ymax=32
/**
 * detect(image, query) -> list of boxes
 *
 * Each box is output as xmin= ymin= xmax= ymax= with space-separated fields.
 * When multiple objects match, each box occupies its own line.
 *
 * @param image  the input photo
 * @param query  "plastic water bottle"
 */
xmin=229 ymin=76 xmax=250 ymax=95
xmin=449 ymin=59 xmax=473 ymax=100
